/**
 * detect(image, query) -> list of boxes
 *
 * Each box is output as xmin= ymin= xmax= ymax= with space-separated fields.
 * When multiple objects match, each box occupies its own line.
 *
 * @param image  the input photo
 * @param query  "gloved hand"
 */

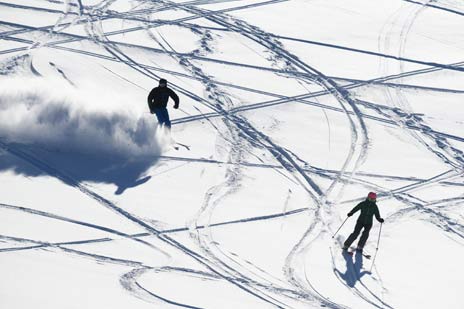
xmin=347 ymin=213 xmax=353 ymax=217
xmin=379 ymin=218 xmax=384 ymax=223
xmin=174 ymin=104 xmax=179 ymax=109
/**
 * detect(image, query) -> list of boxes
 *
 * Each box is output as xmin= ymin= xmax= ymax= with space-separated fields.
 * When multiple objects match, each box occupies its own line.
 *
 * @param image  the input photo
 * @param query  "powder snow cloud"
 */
xmin=0 ymin=76 xmax=163 ymax=157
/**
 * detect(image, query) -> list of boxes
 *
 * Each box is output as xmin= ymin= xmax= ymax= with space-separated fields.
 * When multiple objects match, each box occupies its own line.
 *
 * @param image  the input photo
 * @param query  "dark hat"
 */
xmin=159 ymin=78 xmax=167 ymax=84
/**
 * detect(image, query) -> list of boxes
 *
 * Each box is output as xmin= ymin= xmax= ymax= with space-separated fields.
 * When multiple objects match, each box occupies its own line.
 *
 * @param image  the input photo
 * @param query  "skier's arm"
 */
xmin=375 ymin=205 xmax=384 ymax=223
xmin=347 ymin=203 xmax=362 ymax=217
xmin=169 ymin=89 xmax=179 ymax=109
xmin=147 ymin=89 xmax=155 ymax=113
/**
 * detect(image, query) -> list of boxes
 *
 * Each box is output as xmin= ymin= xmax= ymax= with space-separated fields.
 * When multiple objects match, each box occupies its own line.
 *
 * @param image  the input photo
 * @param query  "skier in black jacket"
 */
xmin=147 ymin=78 xmax=179 ymax=130
xmin=343 ymin=192 xmax=384 ymax=252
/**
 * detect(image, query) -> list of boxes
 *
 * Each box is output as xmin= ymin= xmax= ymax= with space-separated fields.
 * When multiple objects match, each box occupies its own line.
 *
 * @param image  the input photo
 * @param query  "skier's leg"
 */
xmin=343 ymin=221 xmax=363 ymax=249
xmin=154 ymin=108 xmax=171 ymax=135
xmin=357 ymin=223 xmax=372 ymax=249
xmin=154 ymin=109 xmax=166 ymax=127
xmin=160 ymin=108 xmax=172 ymax=140
xmin=162 ymin=108 xmax=171 ymax=129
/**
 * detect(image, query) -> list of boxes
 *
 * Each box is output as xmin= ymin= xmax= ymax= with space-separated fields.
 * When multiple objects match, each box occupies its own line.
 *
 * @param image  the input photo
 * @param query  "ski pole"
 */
xmin=369 ymin=222 xmax=383 ymax=272
xmin=331 ymin=217 xmax=349 ymax=239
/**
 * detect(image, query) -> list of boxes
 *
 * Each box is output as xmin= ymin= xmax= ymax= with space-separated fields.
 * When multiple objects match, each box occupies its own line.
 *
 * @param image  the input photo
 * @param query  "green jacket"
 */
xmin=349 ymin=199 xmax=382 ymax=225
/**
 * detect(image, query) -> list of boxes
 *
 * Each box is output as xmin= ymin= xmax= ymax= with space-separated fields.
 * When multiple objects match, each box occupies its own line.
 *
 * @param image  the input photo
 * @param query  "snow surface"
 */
xmin=1 ymin=0 xmax=464 ymax=308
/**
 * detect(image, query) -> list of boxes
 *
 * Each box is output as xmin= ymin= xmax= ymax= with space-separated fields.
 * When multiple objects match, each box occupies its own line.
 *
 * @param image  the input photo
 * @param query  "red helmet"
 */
xmin=368 ymin=192 xmax=377 ymax=200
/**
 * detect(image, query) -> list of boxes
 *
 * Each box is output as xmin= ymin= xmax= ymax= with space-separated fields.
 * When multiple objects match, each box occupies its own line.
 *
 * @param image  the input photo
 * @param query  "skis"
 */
xmin=174 ymin=142 xmax=190 ymax=151
xmin=170 ymin=140 xmax=191 ymax=151
xmin=343 ymin=248 xmax=371 ymax=259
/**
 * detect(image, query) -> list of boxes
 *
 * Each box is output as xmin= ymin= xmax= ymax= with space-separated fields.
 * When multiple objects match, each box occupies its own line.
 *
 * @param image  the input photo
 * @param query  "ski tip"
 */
xmin=174 ymin=142 xmax=190 ymax=151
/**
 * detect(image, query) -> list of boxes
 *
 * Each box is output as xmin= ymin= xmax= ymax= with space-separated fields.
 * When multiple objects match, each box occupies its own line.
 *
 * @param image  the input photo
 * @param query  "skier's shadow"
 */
xmin=0 ymin=142 xmax=157 ymax=195
xmin=338 ymin=251 xmax=370 ymax=287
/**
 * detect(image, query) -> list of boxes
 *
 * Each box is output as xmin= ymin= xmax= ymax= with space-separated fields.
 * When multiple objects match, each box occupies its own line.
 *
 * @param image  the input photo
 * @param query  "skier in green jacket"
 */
xmin=343 ymin=192 xmax=384 ymax=252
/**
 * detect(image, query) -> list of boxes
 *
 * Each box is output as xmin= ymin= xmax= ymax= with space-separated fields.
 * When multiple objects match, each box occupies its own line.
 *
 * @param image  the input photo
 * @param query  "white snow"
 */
xmin=1 ymin=0 xmax=463 ymax=308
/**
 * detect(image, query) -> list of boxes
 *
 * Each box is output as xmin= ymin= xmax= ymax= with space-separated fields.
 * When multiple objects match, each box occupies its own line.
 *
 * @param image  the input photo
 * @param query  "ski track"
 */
xmin=153 ymin=1 xmax=376 ymax=307
xmin=402 ymin=0 xmax=464 ymax=17
xmin=199 ymin=6 xmax=367 ymax=309
xmin=92 ymin=13 xmax=295 ymax=307
xmin=0 ymin=138 xmax=293 ymax=308
xmin=3 ymin=164 xmax=461 ymax=255
xmin=0 ymin=202 xmax=169 ymax=257
xmin=4 ymin=0 xmax=335 ymax=307
xmin=376 ymin=1 xmax=464 ymax=172
xmin=143 ymin=7 xmax=323 ymax=307
xmin=329 ymin=246 xmax=393 ymax=309
xmin=0 ymin=233 xmax=146 ymax=267
xmin=3 ymin=2 xmax=306 ymax=307
xmin=1 ymin=0 xmax=464 ymax=308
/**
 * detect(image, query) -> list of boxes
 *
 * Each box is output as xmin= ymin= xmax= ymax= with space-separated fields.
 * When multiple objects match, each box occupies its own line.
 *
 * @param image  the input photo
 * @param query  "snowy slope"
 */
xmin=1 ymin=0 xmax=463 ymax=308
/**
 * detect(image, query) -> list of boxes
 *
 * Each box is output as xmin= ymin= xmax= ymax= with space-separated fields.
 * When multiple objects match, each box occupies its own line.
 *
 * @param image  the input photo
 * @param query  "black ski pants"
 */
xmin=344 ymin=221 xmax=372 ymax=249
xmin=154 ymin=108 xmax=171 ymax=129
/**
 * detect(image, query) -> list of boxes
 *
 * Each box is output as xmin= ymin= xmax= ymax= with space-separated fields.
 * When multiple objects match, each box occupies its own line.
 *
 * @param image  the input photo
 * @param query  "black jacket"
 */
xmin=348 ymin=199 xmax=382 ymax=225
xmin=147 ymin=86 xmax=179 ymax=111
